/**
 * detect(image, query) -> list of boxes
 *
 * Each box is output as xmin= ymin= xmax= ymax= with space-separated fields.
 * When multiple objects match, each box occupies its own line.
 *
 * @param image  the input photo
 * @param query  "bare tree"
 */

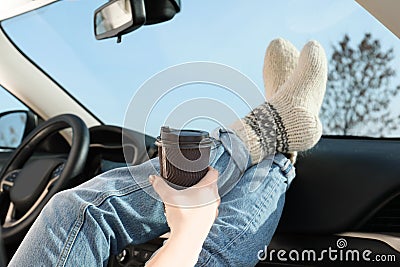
xmin=321 ymin=33 xmax=400 ymax=136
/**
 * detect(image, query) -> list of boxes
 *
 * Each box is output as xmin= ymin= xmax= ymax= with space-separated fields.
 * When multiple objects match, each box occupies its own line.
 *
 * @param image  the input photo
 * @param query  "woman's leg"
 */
xmin=196 ymin=153 xmax=295 ymax=267
xmin=8 ymin=130 xmax=251 ymax=267
xmin=8 ymin=158 xmax=166 ymax=267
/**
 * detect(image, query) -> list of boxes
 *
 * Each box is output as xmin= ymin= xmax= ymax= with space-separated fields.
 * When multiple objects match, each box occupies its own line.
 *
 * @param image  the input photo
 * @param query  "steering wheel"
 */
xmin=0 ymin=114 xmax=89 ymax=243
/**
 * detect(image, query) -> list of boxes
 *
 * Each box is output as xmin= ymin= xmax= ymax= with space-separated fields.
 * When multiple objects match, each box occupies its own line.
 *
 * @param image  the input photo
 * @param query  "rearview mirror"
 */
xmin=144 ymin=0 xmax=181 ymax=25
xmin=94 ymin=0 xmax=181 ymax=42
xmin=94 ymin=0 xmax=146 ymax=41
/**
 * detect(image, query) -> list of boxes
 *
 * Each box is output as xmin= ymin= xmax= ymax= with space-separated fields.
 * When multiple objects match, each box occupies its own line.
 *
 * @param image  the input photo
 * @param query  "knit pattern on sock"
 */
xmin=231 ymin=102 xmax=278 ymax=164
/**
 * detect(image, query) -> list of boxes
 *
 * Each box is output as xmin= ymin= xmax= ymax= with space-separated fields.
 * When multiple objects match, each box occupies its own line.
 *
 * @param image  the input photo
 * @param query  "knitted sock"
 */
xmin=231 ymin=40 xmax=327 ymax=164
xmin=263 ymin=38 xmax=300 ymax=163
xmin=263 ymin=38 xmax=299 ymax=101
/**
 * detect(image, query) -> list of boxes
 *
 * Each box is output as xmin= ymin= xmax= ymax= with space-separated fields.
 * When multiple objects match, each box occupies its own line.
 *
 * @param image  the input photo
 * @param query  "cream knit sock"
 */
xmin=263 ymin=38 xmax=300 ymax=163
xmin=231 ymin=40 xmax=327 ymax=164
xmin=263 ymin=38 xmax=299 ymax=101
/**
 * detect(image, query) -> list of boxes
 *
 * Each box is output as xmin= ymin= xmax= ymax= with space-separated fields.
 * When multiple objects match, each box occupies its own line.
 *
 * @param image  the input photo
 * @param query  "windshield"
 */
xmin=2 ymin=0 xmax=400 ymax=137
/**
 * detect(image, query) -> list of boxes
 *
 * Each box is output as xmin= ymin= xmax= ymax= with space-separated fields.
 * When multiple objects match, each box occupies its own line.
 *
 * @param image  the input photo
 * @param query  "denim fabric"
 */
xmin=9 ymin=129 xmax=295 ymax=267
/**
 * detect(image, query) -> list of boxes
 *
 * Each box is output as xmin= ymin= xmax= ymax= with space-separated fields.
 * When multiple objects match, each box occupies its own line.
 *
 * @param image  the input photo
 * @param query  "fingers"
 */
xmin=149 ymin=175 xmax=174 ymax=201
xmin=149 ymin=167 xmax=220 ymax=207
xmin=192 ymin=167 xmax=219 ymax=188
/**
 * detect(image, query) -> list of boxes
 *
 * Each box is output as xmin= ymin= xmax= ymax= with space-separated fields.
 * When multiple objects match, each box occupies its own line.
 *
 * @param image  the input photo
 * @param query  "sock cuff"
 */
xmin=268 ymin=103 xmax=289 ymax=152
xmin=231 ymin=102 xmax=282 ymax=164
xmin=230 ymin=119 xmax=264 ymax=164
xmin=245 ymin=104 xmax=277 ymax=155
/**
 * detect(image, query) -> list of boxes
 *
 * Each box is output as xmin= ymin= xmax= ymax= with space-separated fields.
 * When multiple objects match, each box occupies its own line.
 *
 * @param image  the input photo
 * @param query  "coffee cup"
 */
xmin=156 ymin=126 xmax=212 ymax=187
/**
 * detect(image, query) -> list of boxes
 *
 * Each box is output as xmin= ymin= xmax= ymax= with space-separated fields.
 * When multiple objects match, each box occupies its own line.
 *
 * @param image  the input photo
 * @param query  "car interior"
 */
xmin=0 ymin=0 xmax=400 ymax=266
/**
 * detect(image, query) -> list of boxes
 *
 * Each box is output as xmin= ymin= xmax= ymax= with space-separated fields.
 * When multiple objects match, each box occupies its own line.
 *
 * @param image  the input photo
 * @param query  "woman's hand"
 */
xmin=146 ymin=168 xmax=220 ymax=267
xmin=149 ymin=167 xmax=220 ymax=240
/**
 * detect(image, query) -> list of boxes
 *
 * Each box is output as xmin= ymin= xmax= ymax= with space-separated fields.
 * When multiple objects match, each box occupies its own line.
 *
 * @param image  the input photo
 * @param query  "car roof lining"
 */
xmin=356 ymin=0 xmax=400 ymax=39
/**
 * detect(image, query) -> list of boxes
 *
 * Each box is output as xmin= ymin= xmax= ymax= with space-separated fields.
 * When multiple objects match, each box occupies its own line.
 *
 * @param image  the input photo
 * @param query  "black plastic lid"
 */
xmin=159 ymin=126 xmax=211 ymax=144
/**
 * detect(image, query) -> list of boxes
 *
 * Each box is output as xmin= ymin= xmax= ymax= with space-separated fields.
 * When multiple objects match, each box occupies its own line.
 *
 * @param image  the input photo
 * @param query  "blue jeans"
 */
xmin=9 ymin=129 xmax=295 ymax=267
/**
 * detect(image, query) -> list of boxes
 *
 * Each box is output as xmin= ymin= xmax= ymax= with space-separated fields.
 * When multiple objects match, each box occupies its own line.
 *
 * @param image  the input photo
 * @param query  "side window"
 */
xmin=320 ymin=33 xmax=400 ymax=138
xmin=0 ymin=86 xmax=28 ymax=114
xmin=0 ymin=86 xmax=29 ymax=149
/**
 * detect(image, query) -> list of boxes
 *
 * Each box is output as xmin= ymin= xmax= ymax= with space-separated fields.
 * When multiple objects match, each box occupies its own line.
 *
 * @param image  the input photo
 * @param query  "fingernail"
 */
xmin=149 ymin=175 xmax=155 ymax=184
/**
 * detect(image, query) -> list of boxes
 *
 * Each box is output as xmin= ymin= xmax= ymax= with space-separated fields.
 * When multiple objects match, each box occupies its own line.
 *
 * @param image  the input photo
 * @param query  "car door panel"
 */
xmin=257 ymin=137 xmax=400 ymax=266
xmin=277 ymin=137 xmax=400 ymax=234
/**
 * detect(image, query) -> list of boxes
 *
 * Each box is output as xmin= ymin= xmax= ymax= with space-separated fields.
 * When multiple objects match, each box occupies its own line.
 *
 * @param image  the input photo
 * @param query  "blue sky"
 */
xmin=1 ymin=0 xmax=400 ymax=137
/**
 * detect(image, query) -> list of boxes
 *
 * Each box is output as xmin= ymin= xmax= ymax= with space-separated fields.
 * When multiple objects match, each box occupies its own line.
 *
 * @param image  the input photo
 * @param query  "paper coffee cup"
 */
xmin=156 ymin=126 xmax=212 ymax=187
